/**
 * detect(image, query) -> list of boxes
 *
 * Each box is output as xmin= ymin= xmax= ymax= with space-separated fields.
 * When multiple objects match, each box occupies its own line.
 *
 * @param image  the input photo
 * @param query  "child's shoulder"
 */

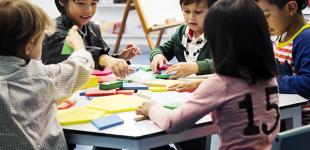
xmin=297 ymin=25 xmax=310 ymax=38
xmin=174 ymin=24 xmax=188 ymax=36
xmin=176 ymin=24 xmax=187 ymax=32
xmin=199 ymin=74 xmax=228 ymax=91
xmin=294 ymin=24 xmax=310 ymax=41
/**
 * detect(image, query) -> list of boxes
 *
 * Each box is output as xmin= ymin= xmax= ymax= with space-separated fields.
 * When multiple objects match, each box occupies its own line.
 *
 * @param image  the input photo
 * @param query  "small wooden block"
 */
xmin=155 ymin=74 xmax=172 ymax=79
xmin=85 ymin=89 xmax=116 ymax=97
xmin=92 ymin=68 xmax=112 ymax=76
xmin=157 ymin=64 xmax=172 ymax=71
xmin=91 ymin=114 xmax=124 ymax=130
xmin=99 ymin=81 xmax=123 ymax=90
xmin=136 ymin=90 xmax=152 ymax=99
xmin=79 ymin=90 xmax=86 ymax=96
xmin=120 ymin=83 xmax=148 ymax=90
xmin=99 ymin=76 xmax=117 ymax=82
xmin=115 ymin=90 xmax=135 ymax=95
xmin=148 ymin=87 xmax=167 ymax=92
xmin=139 ymin=66 xmax=152 ymax=72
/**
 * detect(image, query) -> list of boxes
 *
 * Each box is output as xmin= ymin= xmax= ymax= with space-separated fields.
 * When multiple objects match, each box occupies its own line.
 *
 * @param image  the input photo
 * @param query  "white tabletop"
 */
xmin=62 ymin=92 xmax=307 ymax=139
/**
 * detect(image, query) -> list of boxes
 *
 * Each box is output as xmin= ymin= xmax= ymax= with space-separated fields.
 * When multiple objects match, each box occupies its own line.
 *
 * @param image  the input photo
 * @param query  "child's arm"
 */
xmin=150 ymin=32 xmax=178 ymax=62
xmin=165 ymin=59 xmax=214 ymax=79
xmin=45 ymin=26 xmax=94 ymax=101
xmin=278 ymin=34 xmax=310 ymax=98
xmin=150 ymin=30 xmax=179 ymax=73
xmin=196 ymin=58 xmax=214 ymax=75
xmin=165 ymin=62 xmax=199 ymax=79
xmin=118 ymin=42 xmax=141 ymax=61
xmin=167 ymin=80 xmax=204 ymax=92
xmin=98 ymin=54 xmax=134 ymax=78
xmin=137 ymin=75 xmax=226 ymax=133
xmin=150 ymin=54 xmax=171 ymax=73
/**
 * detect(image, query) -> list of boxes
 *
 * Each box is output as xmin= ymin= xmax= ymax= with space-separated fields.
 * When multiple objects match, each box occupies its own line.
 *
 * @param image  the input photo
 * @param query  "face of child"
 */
xmin=257 ymin=0 xmax=291 ymax=35
xmin=181 ymin=1 xmax=208 ymax=35
xmin=67 ymin=0 xmax=98 ymax=28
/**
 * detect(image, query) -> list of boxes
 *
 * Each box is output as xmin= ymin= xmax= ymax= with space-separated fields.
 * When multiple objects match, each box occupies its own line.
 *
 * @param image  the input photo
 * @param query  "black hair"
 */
xmin=204 ymin=0 xmax=277 ymax=83
xmin=255 ymin=0 xmax=308 ymax=12
xmin=55 ymin=0 xmax=68 ymax=15
xmin=180 ymin=0 xmax=218 ymax=7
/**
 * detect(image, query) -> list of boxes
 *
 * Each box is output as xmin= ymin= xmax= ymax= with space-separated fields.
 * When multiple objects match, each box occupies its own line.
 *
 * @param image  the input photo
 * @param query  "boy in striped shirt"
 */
xmin=256 ymin=0 xmax=310 ymax=125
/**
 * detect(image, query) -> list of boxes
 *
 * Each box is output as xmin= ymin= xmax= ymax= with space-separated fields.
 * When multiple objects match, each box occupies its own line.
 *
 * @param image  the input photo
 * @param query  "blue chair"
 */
xmin=272 ymin=125 xmax=310 ymax=150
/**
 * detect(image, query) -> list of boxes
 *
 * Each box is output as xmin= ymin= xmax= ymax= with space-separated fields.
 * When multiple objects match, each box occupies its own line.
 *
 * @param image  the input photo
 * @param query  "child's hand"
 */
xmin=168 ymin=80 xmax=202 ymax=92
xmin=65 ymin=25 xmax=84 ymax=51
xmin=165 ymin=62 xmax=199 ymax=79
xmin=108 ymin=57 xmax=131 ymax=78
xmin=119 ymin=43 xmax=141 ymax=61
xmin=136 ymin=101 xmax=157 ymax=117
xmin=150 ymin=54 xmax=171 ymax=73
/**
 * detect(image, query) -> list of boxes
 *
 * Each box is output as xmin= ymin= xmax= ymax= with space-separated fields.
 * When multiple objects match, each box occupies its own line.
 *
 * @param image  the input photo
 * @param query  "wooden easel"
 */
xmin=112 ymin=0 xmax=184 ymax=54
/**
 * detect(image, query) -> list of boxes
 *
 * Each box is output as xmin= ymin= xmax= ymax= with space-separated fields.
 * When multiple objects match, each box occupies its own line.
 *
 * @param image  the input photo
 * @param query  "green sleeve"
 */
xmin=196 ymin=59 xmax=214 ymax=75
xmin=150 ymin=31 xmax=179 ymax=61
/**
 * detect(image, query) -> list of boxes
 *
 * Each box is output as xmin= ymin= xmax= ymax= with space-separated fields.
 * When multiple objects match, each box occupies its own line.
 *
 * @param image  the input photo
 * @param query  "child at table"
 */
xmin=254 ymin=0 xmax=310 ymax=125
xmin=150 ymin=0 xmax=217 ymax=79
xmin=42 ymin=0 xmax=141 ymax=78
xmin=137 ymin=0 xmax=280 ymax=149
xmin=0 ymin=0 xmax=94 ymax=149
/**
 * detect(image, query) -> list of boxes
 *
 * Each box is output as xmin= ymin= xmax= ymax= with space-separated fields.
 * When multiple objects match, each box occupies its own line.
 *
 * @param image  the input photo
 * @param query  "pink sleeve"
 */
xmin=149 ymin=75 xmax=227 ymax=133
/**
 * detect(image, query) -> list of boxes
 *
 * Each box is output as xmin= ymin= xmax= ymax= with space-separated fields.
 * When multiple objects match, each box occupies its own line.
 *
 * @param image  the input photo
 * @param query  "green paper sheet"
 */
xmin=163 ymin=102 xmax=182 ymax=110
xmin=61 ymin=42 xmax=73 ymax=55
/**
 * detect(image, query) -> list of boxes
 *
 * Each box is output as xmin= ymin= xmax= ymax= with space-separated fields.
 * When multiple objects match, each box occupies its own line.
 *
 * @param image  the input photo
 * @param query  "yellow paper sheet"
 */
xmin=87 ymin=94 xmax=147 ymax=113
xmin=57 ymin=107 xmax=105 ymax=125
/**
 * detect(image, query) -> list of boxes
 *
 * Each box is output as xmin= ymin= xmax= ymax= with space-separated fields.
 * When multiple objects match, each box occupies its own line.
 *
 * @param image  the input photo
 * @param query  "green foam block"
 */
xmin=99 ymin=81 xmax=123 ymax=90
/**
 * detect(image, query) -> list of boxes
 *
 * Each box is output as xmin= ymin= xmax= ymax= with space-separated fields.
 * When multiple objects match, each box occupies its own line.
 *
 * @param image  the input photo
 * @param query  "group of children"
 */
xmin=0 ymin=0 xmax=309 ymax=149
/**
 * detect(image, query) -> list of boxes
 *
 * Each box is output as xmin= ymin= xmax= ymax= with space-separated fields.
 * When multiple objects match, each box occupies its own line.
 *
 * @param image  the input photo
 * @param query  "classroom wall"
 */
xmin=31 ymin=0 xmax=60 ymax=18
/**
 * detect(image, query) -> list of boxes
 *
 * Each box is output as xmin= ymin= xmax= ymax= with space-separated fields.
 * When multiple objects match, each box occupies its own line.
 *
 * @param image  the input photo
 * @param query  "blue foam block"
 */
xmin=120 ymin=83 xmax=149 ymax=90
xmin=91 ymin=114 xmax=124 ymax=130
xmin=79 ymin=90 xmax=86 ymax=96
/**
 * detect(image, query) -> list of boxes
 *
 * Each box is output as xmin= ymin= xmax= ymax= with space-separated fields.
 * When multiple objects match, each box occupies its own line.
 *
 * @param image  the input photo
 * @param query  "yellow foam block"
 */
xmin=80 ymin=75 xmax=99 ymax=89
xmin=87 ymin=94 xmax=147 ymax=113
xmin=141 ymin=79 xmax=184 ymax=87
xmin=149 ymin=86 xmax=167 ymax=92
xmin=57 ymin=107 xmax=105 ymax=125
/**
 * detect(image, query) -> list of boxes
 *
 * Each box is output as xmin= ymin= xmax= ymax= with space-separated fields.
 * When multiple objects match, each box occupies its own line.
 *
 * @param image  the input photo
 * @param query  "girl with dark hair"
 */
xmin=138 ymin=0 xmax=280 ymax=149
xmin=42 ymin=0 xmax=141 ymax=78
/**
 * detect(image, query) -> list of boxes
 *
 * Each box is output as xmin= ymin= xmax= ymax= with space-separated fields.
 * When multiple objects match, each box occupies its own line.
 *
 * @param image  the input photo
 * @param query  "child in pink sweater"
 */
xmin=137 ymin=0 xmax=280 ymax=149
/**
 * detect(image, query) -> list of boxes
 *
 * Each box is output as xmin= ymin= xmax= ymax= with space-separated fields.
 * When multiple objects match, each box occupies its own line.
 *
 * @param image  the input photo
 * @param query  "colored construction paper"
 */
xmin=87 ymin=95 xmax=146 ymax=113
xmin=57 ymin=108 xmax=105 ymax=125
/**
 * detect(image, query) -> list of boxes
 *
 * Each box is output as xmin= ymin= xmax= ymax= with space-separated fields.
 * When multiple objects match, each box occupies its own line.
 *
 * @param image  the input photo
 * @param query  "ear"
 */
xmin=59 ymin=0 xmax=65 ymax=7
xmin=24 ymin=40 xmax=34 ymax=57
xmin=286 ymin=1 xmax=298 ymax=15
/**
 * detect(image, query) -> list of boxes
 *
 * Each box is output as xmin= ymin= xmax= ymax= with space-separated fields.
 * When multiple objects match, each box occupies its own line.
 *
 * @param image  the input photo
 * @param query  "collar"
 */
xmin=277 ymin=23 xmax=310 ymax=47
xmin=185 ymin=26 xmax=205 ymax=42
xmin=0 ymin=56 xmax=27 ymax=76
xmin=181 ymin=26 xmax=206 ymax=48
